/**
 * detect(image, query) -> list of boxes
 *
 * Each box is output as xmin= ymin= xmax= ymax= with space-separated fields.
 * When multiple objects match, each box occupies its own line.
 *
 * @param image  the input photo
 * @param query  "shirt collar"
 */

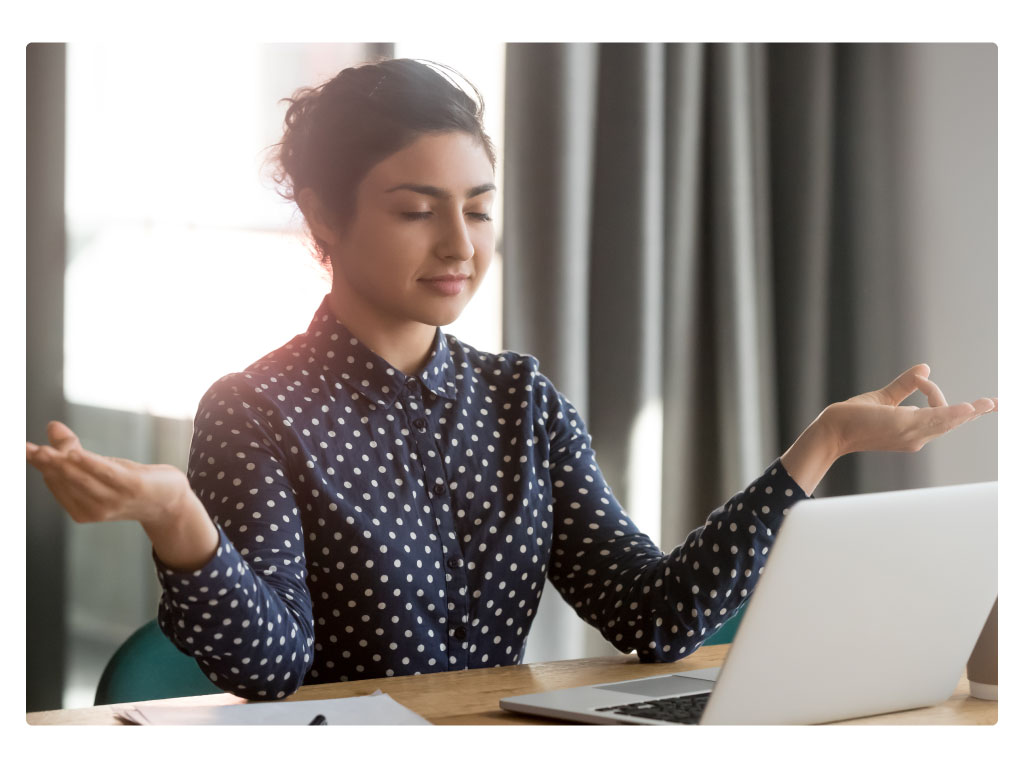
xmin=305 ymin=295 xmax=458 ymax=407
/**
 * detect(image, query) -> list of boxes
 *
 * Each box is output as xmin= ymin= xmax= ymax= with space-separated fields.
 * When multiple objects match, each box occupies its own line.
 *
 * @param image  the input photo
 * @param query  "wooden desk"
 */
xmin=26 ymin=644 xmax=995 ymax=725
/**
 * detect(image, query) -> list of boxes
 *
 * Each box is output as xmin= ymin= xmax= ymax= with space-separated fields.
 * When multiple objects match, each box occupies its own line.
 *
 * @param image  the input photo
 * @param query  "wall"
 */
xmin=898 ymin=44 xmax=997 ymax=486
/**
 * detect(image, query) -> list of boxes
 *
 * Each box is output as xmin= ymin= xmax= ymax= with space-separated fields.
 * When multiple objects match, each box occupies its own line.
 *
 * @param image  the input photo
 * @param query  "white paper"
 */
xmin=112 ymin=689 xmax=432 ymax=725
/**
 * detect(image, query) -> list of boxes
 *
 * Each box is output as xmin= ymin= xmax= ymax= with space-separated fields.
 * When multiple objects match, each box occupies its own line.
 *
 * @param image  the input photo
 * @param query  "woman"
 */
xmin=26 ymin=58 xmax=996 ymax=700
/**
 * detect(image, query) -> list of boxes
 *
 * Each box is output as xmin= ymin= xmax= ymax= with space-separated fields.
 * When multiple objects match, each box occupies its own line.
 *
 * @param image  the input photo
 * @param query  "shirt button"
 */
xmin=413 ymin=417 xmax=427 ymax=431
xmin=453 ymin=626 xmax=467 ymax=640
xmin=406 ymin=378 xmax=418 ymax=390
xmin=447 ymin=557 xmax=463 ymax=569
xmin=434 ymin=480 xmax=446 ymax=496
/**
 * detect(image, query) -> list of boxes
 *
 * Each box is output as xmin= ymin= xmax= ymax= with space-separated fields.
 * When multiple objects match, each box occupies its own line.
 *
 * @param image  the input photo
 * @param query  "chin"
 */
xmin=424 ymin=309 xmax=464 ymax=327
xmin=413 ymin=298 xmax=470 ymax=328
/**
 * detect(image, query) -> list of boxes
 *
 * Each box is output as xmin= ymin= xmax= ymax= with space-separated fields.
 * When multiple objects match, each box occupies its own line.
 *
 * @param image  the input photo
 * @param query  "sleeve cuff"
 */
xmin=755 ymin=457 xmax=812 ymax=527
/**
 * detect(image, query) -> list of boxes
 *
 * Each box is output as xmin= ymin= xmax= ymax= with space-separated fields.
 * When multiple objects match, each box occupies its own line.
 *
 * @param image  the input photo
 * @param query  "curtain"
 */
xmin=26 ymin=42 xmax=68 ymax=712
xmin=503 ymin=43 xmax=931 ymax=662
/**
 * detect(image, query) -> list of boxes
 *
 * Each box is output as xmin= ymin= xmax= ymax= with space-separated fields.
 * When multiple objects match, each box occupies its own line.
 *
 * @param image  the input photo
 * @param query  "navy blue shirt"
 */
xmin=155 ymin=295 xmax=809 ymax=699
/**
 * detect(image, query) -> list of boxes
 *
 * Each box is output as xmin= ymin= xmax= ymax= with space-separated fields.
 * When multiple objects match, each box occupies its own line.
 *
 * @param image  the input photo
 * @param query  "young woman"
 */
xmin=26 ymin=58 xmax=997 ymax=701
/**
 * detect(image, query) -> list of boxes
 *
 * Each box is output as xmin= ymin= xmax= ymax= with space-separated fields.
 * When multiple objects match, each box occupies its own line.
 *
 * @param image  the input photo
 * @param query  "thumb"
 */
xmin=46 ymin=421 xmax=82 ymax=452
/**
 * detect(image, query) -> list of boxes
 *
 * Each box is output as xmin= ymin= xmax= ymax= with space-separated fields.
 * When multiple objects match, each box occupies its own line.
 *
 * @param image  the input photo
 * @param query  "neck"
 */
xmin=326 ymin=282 xmax=436 ymax=377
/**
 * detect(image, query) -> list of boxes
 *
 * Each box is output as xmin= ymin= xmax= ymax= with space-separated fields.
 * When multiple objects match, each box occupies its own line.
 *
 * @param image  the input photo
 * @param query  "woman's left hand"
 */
xmin=781 ymin=363 xmax=996 ymax=495
xmin=822 ymin=363 xmax=997 ymax=457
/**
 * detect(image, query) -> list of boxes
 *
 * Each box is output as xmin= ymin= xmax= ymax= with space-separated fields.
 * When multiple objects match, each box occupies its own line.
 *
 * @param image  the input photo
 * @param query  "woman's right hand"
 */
xmin=26 ymin=420 xmax=191 ymax=526
xmin=27 ymin=421 xmax=219 ymax=570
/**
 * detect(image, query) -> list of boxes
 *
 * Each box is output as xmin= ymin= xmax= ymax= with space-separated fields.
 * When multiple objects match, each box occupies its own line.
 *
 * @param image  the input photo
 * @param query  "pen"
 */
xmin=309 ymin=714 xmax=327 ymax=725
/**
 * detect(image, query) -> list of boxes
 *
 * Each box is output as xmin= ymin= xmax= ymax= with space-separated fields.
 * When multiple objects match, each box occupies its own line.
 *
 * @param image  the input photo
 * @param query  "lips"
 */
xmin=419 ymin=274 xmax=470 ymax=296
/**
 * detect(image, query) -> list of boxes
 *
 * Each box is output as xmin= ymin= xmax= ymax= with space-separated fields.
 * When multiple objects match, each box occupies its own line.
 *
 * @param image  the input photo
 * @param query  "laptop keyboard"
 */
xmin=596 ymin=692 xmax=711 ymax=724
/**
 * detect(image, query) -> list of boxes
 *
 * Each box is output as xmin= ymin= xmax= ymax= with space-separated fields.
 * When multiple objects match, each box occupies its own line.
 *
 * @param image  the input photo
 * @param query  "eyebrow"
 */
xmin=384 ymin=183 xmax=496 ymax=200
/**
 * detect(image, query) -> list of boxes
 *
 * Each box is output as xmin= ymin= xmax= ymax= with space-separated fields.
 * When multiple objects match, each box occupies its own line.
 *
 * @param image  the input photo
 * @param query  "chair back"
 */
xmin=94 ymin=619 xmax=222 ymax=705
xmin=703 ymin=602 xmax=747 ymax=645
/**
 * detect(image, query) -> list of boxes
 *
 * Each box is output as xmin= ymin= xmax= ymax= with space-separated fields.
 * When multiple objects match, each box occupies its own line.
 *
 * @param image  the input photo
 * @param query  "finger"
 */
xmin=39 ymin=456 xmax=115 ymax=516
xmin=27 ymin=444 xmax=62 ymax=470
xmin=914 ymin=374 xmax=948 ymax=408
xmin=966 ymin=397 xmax=996 ymax=421
xmin=69 ymin=449 xmax=137 ymax=494
xmin=26 ymin=442 xmax=40 ymax=460
xmin=46 ymin=421 xmax=83 ymax=453
xmin=878 ymin=364 xmax=931 ymax=406
xmin=47 ymin=484 xmax=109 ymax=523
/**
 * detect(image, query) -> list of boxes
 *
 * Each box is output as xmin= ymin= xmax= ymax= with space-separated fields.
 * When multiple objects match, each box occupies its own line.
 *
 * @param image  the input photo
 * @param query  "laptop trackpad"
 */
xmin=596 ymin=674 xmax=715 ymax=698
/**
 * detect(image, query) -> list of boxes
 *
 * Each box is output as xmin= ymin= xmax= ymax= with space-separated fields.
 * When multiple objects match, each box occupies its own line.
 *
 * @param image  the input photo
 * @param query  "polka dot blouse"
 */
xmin=154 ymin=295 xmax=810 ymax=700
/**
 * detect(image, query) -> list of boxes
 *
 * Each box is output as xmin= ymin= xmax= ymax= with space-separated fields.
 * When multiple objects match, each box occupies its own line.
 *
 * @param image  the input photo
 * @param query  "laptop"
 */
xmin=500 ymin=481 xmax=997 ymax=725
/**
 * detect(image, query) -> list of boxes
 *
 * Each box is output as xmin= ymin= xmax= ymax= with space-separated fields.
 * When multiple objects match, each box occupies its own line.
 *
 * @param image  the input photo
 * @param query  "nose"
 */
xmin=437 ymin=211 xmax=474 ymax=262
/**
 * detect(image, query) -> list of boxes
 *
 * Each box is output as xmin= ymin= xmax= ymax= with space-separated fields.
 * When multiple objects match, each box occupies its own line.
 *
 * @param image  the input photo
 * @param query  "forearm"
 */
xmin=141 ymin=484 xmax=219 ymax=571
xmin=780 ymin=407 xmax=842 ymax=497
xmin=549 ymin=454 xmax=808 ymax=662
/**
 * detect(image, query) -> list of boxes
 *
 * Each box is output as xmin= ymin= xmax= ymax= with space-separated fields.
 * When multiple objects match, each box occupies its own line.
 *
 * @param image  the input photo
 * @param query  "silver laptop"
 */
xmin=501 ymin=481 xmax=997 ymax=725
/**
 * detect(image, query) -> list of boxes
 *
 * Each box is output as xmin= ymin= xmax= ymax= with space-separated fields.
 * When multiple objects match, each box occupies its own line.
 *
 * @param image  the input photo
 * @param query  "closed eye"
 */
xmin=401 ymin=211 xmax=492 ymax=222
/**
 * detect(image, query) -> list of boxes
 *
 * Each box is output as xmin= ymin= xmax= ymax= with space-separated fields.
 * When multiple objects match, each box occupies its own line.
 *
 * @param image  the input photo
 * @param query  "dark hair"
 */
xmin=270 ymin=58 xmax=496 ymax=268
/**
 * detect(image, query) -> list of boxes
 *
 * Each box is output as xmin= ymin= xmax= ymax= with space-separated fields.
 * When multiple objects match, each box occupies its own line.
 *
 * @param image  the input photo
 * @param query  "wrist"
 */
xmin=137 ymin=467 xmax=193 ymax=529
xmin=780 ymin=410 xmax=842 ymax=497
xmin=816 ymin=404 xmax=847 ymax=460
xmin=142 ymin=477 xmax=218 ymax=571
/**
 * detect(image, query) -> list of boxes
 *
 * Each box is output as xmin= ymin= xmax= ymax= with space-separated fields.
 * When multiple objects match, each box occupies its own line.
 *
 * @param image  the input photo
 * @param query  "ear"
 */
xmin=296 ymin=188 xmax=340 ymax=249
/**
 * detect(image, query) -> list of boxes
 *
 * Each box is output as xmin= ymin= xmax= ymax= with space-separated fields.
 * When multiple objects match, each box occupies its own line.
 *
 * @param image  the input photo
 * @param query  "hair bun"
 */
xmin=267 ymin=58 xmax=495 ymax=272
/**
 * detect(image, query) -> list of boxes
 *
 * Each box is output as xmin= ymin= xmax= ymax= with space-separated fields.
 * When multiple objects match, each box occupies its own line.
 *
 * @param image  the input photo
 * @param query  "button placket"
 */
xmin=405 ymin=382 xmax=469 ymax=670
xmin=404 ymin=380 xmax=428 ymax=433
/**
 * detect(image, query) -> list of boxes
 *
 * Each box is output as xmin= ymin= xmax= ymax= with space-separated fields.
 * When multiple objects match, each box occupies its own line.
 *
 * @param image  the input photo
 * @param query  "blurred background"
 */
xmin=26 ymin=42 xmax=996 ymax=711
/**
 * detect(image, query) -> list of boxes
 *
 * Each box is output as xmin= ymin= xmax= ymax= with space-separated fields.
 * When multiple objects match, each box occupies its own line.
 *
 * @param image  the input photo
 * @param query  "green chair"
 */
xmin=703 ymin=602 xmax=747 ymax=645
xmin=94 ymin=619 xmax=222 ymax=705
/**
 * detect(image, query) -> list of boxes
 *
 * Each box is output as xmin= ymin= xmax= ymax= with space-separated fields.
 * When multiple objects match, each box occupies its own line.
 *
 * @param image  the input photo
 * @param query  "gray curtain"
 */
xmin=27 ymin=42 xmax=68 ymax=712
xmin=503 ymin=43 xmax=935 ymax=662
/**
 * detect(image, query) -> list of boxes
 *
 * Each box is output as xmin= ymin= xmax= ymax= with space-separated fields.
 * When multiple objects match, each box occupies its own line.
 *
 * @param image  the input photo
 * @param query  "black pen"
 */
xmin=309 ymin=714 xmax=327 ymax=725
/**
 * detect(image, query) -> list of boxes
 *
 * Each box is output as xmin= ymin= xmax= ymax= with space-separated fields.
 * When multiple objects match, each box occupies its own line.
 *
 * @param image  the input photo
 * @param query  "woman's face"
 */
xmin=318 ymin=131 xmax=496 ymax=330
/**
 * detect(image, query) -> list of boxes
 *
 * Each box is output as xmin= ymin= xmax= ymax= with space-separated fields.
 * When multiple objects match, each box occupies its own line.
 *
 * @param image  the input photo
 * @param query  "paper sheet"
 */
xmin=113 ymin=689 xmax=432 ymax=725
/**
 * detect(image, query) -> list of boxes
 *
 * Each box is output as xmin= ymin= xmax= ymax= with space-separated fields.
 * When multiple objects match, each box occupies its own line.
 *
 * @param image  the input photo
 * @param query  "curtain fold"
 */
xmin=503 ymin=43 xmax=599 ymax=412
xmin=660 ymin=43 xmax=708 ymax=549
xmin=767 ymin=44 xmax=835 ymax=448
xmin=706 ymin=43 xmax=778 ymax=497
xmin=587 ymin=44 xmax=665 ymax=545
xmin=503 ymin=43 xmax=606 ymax=661
xmin=503 ymin=42 xmax=924 ymax=663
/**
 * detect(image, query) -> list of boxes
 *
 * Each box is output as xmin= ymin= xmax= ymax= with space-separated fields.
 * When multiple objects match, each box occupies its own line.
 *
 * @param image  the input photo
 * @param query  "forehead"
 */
xmin=363 ymin=132 xmax=494 ymax=194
